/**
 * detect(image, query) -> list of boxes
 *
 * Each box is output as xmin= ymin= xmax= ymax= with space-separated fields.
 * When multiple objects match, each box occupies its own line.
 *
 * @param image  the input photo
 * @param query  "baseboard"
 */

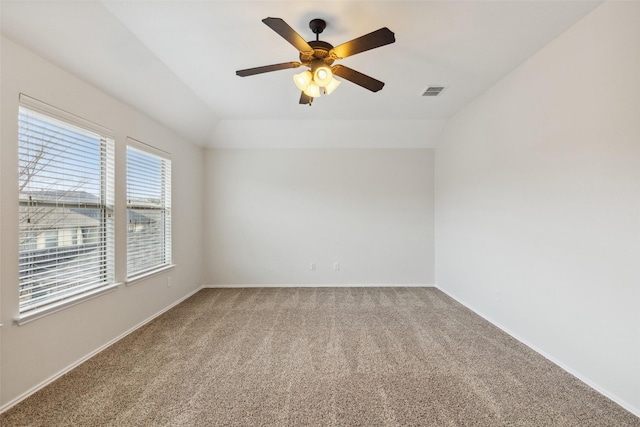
xmin=204 ymin=283 xmax=436 ymax=288
xmin=434 ymin=286 xmax=640 ymax=419
xmin=0 ymin=286 xmax=203 ymax=415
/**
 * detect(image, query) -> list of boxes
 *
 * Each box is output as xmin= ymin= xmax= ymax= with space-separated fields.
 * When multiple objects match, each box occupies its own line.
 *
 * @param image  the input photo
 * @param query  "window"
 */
xmin=126 ymin=140 xmax=172 ymax=279
xmin=18 ymin=101 xmax=115 ymax=316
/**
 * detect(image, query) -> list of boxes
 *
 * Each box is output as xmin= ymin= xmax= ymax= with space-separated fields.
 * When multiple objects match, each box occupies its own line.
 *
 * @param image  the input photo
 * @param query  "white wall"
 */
xmin=204 ymin=149 xmax=434 ymax=286
xmin=210 ymin=119 xmax=445 ymax=148
xmin=0 ymin=37 xmax=204 ymax=409
xmin=435 ymin=2 xmax=640 ymax=415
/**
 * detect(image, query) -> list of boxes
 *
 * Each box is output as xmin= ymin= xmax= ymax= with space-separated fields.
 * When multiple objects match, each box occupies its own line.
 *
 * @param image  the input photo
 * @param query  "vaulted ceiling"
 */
xmin=1 ymin=1 xmax=602 ymax=147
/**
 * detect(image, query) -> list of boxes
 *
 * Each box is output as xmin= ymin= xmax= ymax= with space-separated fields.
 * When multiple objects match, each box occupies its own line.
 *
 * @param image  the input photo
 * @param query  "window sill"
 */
xmin=126 ymin=264 xmax=175 ymax=286
xmin=14 ymin=283 xmax=121 ymax=326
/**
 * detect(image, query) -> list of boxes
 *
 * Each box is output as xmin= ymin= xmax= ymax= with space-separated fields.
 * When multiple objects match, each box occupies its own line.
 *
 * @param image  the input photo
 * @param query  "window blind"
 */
xmin=126 ymin=143 xmax=172 ymax=278
xmin=18 ymin=106 xmax=115 ymax=314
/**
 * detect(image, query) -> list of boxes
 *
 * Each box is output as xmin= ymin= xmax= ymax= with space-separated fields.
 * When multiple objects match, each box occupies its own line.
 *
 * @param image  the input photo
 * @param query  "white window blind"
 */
xmin=126 ymin=141 xmax=172 ymax=278
xmin=18 ymin=105 xmax=115 ymax=314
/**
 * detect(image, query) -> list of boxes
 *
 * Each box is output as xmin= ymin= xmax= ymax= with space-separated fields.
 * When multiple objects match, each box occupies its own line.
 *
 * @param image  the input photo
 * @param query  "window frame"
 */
xmin=125 ymin=138 xmax=173 ymax=283
xmin=15 ymin=95 xmax=118 ymax=325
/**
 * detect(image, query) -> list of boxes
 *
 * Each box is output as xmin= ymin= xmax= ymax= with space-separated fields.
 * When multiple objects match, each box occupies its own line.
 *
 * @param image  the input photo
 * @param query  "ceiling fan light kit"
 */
xmin=236 ymin=17 xmax=395 ymax=106
xmin=323 ymin=77 xmax=341 ymax=95
xmin=311 ymin=59 xmax=333 ymax=87
xmin=303 ymin=81 xmax=322 ymax=98
xmin=293 ymin=70 xmax=312 ymax=90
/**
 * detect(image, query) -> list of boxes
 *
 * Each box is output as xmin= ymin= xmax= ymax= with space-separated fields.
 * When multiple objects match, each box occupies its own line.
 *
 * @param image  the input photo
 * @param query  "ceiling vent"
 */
xmin=422 ymin=86 xmax=447 ymax=97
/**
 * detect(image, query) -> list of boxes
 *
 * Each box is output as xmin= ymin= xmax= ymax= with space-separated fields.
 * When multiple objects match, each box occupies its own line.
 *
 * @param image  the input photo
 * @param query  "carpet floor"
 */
xmin=1 ymin=287 xmax=638 ymax=426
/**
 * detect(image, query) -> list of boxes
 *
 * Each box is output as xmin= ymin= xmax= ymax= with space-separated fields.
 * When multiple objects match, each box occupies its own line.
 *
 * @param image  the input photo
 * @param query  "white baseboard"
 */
xmin=434 ymin=285 xmax=640 ymax=418
xmin=0 ymin=286 xmax=203 ymax=415
xmin=204 ymin=283 xmax=436 ymax=288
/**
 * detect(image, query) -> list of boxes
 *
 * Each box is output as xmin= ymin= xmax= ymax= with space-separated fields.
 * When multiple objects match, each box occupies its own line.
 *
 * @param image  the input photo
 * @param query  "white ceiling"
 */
xmin=1 ymin=1 xmax=602 ymax=147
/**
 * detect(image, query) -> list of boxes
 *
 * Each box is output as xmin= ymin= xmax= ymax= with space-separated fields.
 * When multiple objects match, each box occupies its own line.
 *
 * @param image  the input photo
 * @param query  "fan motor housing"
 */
xmin=300 ymin=40 xmax=335 ymax=65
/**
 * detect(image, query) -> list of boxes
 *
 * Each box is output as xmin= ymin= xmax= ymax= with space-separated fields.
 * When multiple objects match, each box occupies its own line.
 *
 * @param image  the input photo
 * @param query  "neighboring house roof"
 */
xmin=19 ymin=191 xmax=156 ymax=229
xmin=20 ymin=190 xmax=100 ymax=204
xmin=20 ymin=209 xmax=100 ymax=230
xmin=127 ymin=209 xmax=155 ymax=225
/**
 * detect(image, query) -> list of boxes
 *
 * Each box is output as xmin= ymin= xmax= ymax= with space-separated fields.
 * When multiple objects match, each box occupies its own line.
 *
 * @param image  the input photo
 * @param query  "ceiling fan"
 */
xmin=236 ymin=17 xmax=395 ymax=105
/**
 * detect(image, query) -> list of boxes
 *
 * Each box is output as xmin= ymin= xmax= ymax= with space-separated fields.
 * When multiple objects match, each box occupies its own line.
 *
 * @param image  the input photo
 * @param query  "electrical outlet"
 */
xmin=310 ymin=262 xmax=316 ymax=271
xmin=333 ymin=262 xmax=340 ymax=271
xmin=168 ymin=277 xmax=172 ymax=288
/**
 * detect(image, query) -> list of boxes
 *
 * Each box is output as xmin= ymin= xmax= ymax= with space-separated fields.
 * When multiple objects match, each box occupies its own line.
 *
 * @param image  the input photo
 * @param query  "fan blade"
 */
xmin=332 ymin=65 xmax=385 ymax=92
xmin=262 ymin=17 xmax=314 ymax=54
xmin=330 ymin=27 xmax=395 ymax=59
xmin=236 ymin=62 xmax=301 ymax=77
xmin=299 ymin=92 xmax=312 ymax=105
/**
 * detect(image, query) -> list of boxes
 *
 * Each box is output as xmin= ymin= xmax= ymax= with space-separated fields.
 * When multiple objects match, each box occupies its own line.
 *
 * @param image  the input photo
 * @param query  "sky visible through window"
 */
xmin=19 ymin=107 xmax=103 ymax=202
xmin=126 ymin=146 xmax=163 ymax=206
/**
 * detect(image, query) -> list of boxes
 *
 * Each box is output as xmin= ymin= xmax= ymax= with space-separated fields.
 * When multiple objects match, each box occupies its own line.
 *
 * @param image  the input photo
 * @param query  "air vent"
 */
xmin=422 ymin=86 xmax=447 ymax=97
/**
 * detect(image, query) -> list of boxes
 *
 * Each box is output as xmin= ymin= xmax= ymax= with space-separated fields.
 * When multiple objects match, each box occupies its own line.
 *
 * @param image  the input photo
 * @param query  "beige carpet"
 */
xmin=2 ymin=287 xmax=638 ymax=426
